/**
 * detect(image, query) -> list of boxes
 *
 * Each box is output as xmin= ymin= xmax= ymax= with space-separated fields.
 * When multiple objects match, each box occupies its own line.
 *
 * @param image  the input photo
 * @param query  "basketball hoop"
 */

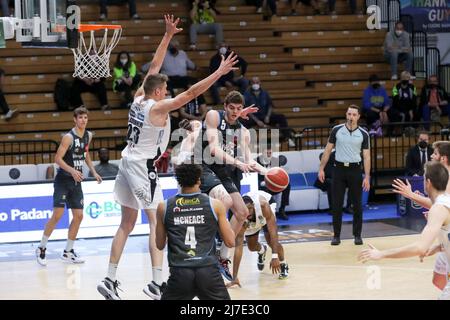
xmin=72 ymin=24 xmax=122 ymax=79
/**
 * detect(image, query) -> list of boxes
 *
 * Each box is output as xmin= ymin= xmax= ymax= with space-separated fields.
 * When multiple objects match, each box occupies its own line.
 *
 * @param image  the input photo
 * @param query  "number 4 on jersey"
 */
xmin=185 ymin=226 xmax=197 ymax=249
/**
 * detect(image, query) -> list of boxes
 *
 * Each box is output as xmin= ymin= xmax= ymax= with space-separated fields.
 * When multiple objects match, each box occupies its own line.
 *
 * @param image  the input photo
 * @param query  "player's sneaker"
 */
xmin=279 ymin=263 xmax=289 ymax=280
xmin=61 ymin=249 xmax=85 ymax=264
xmin=257 ymin=244 xmax=267 ymax=271
xmin=35 ymin=247 xmax=47 ymax=266
xmin=97 ymin=277 xmax=122 ymax=300
xmin=143 ymin=281 xmax=167 ymax=300
xmin=218 ymin=257 xmax=233 ymax=281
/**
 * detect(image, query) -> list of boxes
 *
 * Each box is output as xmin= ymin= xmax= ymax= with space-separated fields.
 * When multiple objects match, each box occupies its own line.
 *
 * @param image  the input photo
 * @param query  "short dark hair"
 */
xmin=395 ymin=21 xmax=404 ymax=28
xmin=348 ymin=104 xmax=360 ymax=114
xmin=73 ymin=106 xmax=88 ymax=117
xmin=433 ymin=141 xmax=450 ymax=159
xmin=224 ymin=91 xmax=244 ymax=106
xmin=143 ymin=73 xmax=168 ymax=95
xmin=175 ymin=164 xmax=202 ymax=188
xmin=424 ymin=161 xmax=449 ymax=192
xmin=242 ymin=195 xmax=254 ymax=205
xmin=417 ymin=130 xmax=430 ymax=138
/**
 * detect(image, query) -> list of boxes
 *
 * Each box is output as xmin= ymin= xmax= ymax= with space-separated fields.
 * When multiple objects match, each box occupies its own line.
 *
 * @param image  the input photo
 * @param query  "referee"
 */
xmin=318 ymin=105 xmax=371 ymax=246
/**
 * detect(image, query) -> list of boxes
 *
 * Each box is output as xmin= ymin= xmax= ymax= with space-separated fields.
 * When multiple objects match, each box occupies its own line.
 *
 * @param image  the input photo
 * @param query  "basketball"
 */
xmin=264 ymin=167 xmax=289 ymax=193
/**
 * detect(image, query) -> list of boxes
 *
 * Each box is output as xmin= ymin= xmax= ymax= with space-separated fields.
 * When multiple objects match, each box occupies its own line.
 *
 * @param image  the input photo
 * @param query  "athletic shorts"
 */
xmin=434 ymin=252 xmax=449 ymax=276
xmin=200 ymin=164 xmax=239 ymax=195
xmin=53 ymin=176 xmax=84 ymax=209
xmin=161 ymin=264 xmax=230 ymax=300
xmin=113 ymin=158 xmax=163 ymax=210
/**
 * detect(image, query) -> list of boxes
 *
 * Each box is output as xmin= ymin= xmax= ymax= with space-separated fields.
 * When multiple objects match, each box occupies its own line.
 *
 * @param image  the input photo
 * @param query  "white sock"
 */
xmin=65 ymin=239 xmax=74 ymax=252
xmin=108 ymin=263 xmax=118 ymax=281
xmin=258 ymin=244 xmax=266 ymax=254
xmin=152 ymin=267 xmax=163 ymax=286
xmin=280 ymin=260 xmax=286 ymax=264
xmin=39 ymin=235 xmax=49 ymax=249
xmin=220 ymin=243 xmax=235 ymax=261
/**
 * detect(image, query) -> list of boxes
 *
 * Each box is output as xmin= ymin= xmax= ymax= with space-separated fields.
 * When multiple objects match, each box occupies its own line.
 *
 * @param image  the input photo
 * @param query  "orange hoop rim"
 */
xmin=78 ymin=24 xmax=122 ymax=32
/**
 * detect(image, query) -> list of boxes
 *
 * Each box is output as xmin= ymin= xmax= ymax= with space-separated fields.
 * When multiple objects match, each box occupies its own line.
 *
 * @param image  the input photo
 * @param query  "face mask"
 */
xmin=418 ymin=141 xmax=428 ymax=149
xmin=219 ymin=47 xmax=227 ymax=55
xmin=395 ymin=30 xmax=403 ymax=36
xmin=169 ymin=47 xmax=177 ymax=55
xmin=401 ymin=80 xmax=409 ymax=86
xmin=120 ymin=58 xmax=128 ymax=65
xmin=372 ymin=83 xmax=380 ymax=89
xmin=252 ymin=84 xmax=260 ymax=91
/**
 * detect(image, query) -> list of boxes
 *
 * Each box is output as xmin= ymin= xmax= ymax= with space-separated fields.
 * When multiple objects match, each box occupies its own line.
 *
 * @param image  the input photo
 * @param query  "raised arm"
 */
xmin=151 ymin=52 xmax=239 ymax=114
xmin=135 ymin=15 xmax=183 ymax=98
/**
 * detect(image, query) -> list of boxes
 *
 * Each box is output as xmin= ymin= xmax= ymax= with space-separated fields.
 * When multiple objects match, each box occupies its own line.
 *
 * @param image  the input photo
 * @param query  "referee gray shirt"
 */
xmin=329 ymin=124 xmax=370 ymax=163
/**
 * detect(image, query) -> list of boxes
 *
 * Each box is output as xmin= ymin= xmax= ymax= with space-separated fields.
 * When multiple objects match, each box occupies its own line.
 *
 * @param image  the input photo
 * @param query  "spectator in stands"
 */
xmin=1 ymin=0 xmax=10 ymax=16
xmin=179 ymin=81 xmax=208 ymax=122
xmin=209 ymin=43 xmax=249 ymax=105
xmin=419 ymin=75 xmax=449 ymax=128
xmin=113 ymin=51 xmax=141 ymax=108
xmin=328 ymin=0 xmax=356 ymax=14
xmin=290 ymin=0 xmax=321 ymax=15
xmin=99 ymin=0 xmax=139 ymax=21
xmin=390 ymin=71 xmax=418 ymax=123
xmin=89 ymin=148 xmax=119 ymax=178
xmin=70 ymin=76 xmax=110 ymax=111
xmin=189 ymin=0 xmax=224 ymax=50
xmin=362 ymin=74 xmax=392 ymax=134
xmin=246 ymin=0 xmax=277 ymax=16
xmin=405 ymin=131 xmax=433 ymax=176
xmin=160 ymin=39 xmax=196 ymax=97
xmin=0 ymin=68 xmax=19 ymax=121
xmin=46 ymin=165 xmax=55 ymax=180
xmin=383 ymin=21 xmax=414 ymax=80
xmin=243 ymin=76 xmax=295 ymax=147
xmin=256 ymin=147 xmax=290 ymax=220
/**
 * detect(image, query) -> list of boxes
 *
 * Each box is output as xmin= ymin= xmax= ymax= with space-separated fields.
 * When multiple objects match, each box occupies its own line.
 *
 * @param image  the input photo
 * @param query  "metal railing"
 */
xmin=295 ymin=121 xmax=445 ymax=190
xmin=440 ymin=64 xmax=450 ymax=94
xmin=90 ymin=136 xmax=126 ymax=161
xmin=0 ymin=140 xmax=59 ymax=165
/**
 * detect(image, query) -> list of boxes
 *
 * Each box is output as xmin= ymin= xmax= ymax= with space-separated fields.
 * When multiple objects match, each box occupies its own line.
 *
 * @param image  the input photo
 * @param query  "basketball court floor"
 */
xmin=0 ymin=214 xmax=442 ymax=300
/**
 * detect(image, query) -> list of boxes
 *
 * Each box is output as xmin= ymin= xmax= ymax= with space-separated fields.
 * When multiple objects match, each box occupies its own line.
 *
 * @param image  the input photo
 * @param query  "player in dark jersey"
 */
xmin=156 ymin=164 xmax=235 ymax=300
xmin=35 ymin=107 xmax=102 ymax=266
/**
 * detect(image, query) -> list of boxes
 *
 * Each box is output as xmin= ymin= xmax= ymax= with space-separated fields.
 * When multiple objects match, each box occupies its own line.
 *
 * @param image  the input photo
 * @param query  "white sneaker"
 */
xmin=97 ymin=277 xmax=122 ymax=300
xmin=35 ymin=247 xmax=47 ymax=266
xmin=288 ymin=138 xmax=296 ymax=147
xmin=61 ymin=249 xmax=85 ymax=264
xmin=391 ymin=75 xmax=398 ymax=80
xmin=143 ymin=281 xmax=167 ymax=300
xmin=4 ymin=109 xmax=19 ymax=120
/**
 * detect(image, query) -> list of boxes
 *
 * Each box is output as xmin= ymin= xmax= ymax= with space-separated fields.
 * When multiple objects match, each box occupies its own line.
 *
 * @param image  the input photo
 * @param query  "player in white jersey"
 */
xmin=97 ymin=15 xmax=241 ymax=300
xmin=226 ymin=190 xmax=289 ymax=288
xmin=392 ymin=141 xmax=450 ymax=291
xmin=359 ymin=161 xmax=450 ymax=300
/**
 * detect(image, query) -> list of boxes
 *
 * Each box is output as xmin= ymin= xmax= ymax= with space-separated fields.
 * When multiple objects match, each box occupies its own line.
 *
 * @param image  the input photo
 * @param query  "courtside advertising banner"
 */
xmin=400 ymin=0 xmax=450 ymax=32
xmin=0 ymin=174 xmax=258 ymax=243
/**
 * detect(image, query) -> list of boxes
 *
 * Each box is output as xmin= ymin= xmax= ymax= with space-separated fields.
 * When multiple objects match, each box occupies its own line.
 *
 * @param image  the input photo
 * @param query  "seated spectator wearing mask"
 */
xmin=362 ymin=74 xmax=392 ymax=132
xmin=419 ymin=75 xmax=449 ymax=129
xmin=390 ymin=71 xmax=418 ymax=123
xmin=405 ymin=131 xmax=433 ymax=176
xmin=113 ymin=51 xmax=141 ymax=108
xmin=383 ymin=21 xmax=414 ymax=80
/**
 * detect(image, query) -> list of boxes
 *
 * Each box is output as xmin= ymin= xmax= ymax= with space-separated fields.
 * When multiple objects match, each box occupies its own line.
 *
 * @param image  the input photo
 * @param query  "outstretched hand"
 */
xmin=240 ymin=104 xmax=259 ymax=120
xmin=165 ymin=14 xmax=183 ymax=36
xmin=217 ymin=52 xmax=239 ymax=76
xmin=226 ymin=278 xmax=242 ymax=288
xmin=358 ymin=244 xmax=383 ymax=263
xmin=392 ymin=178 xmax=413 ymax=198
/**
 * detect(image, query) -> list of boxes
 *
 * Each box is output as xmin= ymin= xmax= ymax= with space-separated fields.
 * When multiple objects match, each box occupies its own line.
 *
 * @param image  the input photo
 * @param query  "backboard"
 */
xmin=15 ymin=0 xmax=78 ymax=48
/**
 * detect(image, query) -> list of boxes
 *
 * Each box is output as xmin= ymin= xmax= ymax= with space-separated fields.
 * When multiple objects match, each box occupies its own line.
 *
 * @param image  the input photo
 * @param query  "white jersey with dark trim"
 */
xmin=435 ymin=194 xmax=450 ymax=273
xmin=121 ymin=96 xmax=171 ymax=161
xmin=244 ymin=190 xmax=274 ymax=236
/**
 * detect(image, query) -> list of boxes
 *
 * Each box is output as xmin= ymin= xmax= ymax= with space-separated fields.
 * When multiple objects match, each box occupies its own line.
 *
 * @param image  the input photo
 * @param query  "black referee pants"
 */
xmin=331 ymin=165 xmax=363 ymax=238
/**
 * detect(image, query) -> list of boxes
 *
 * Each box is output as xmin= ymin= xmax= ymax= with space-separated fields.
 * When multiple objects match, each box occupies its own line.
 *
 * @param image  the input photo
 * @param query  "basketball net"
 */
xmin=72 ymin=25 xmax=122 ymax=79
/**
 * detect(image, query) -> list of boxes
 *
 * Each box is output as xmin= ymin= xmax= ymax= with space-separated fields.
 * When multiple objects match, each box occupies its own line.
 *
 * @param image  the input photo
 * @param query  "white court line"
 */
xmin=288 ymin=263 xmax=433 ymax=273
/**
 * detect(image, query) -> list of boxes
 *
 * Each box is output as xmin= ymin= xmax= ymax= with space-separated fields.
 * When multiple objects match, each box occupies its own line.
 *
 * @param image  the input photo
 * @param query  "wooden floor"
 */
xmin=0 ymin=234 xmax=441 ymax=300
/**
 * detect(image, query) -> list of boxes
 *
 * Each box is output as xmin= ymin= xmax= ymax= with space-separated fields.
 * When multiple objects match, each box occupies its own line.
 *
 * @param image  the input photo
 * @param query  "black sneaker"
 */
xmin=354 ymin=236 xmax=363 ymax=245
xmin=218 ymin=257 xmax=233 ymax=281
xmin=97 ymin=277 xmax=122 ymax=300
xmin=257 ymin=244 xmax=267 ymax=271
xmin=35 ymin=247 xmax=47 ymax=266
xmin=61 ymin=249 xmax=85 ymax=263
xmin=279 ymin=263 xmax=289 ymax=280
xmin=143 ymin=281 xmax=167 ymax=300
xmin=331 ymin=237 xmax=341 ymax=246
xmin=277 ymin=208 xmax=289 ymax=221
